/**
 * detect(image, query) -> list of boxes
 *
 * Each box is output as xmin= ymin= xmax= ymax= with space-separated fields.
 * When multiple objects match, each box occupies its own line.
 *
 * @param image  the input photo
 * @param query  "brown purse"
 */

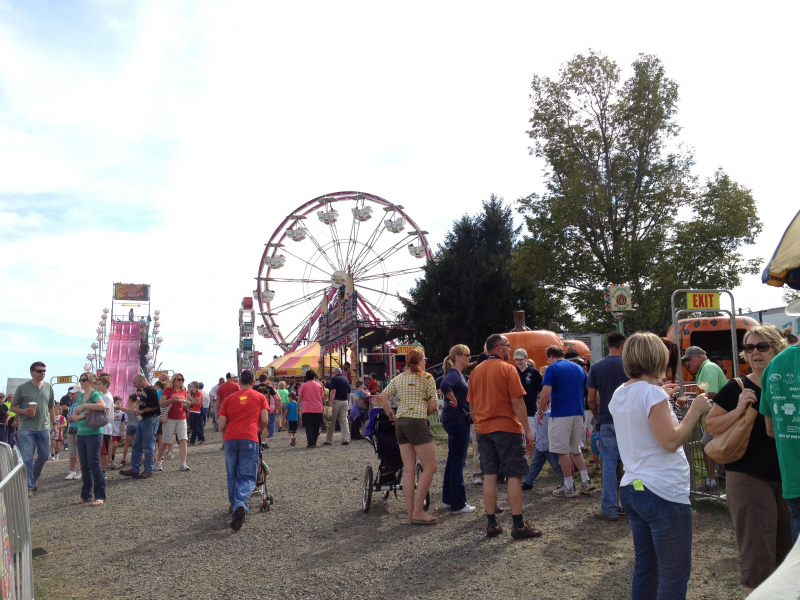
xmin=704 ymin=378 xmax=757 ymax=464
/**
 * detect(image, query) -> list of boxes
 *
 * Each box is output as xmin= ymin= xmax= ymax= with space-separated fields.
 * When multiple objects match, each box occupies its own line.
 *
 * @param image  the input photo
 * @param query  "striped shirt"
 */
xmin=385 ymin=371 xmax=437 ymax=420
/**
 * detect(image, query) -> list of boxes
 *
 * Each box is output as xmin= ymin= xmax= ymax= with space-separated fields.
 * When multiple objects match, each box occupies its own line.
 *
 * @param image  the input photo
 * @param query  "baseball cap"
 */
xmin=681 ymin=346 xmax=706 ymax=361
xmin=513 ymin=348 xmax=528 ymax=360
xmin=68 ymin=386 xmax=81 ymax=394
xmin=199 ymin=382 xmax=204 ymax=388
xmin=226 ymin=372 xmax=233 ymax=379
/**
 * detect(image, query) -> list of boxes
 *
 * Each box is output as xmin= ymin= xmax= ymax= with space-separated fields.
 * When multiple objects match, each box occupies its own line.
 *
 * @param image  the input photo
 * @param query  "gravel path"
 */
xmin=30 ymin=429 xmax=747 ymax=599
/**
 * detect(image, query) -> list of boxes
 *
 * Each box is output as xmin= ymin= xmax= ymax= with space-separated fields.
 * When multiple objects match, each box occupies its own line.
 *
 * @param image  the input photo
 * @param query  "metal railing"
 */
xmin=0 ymin=442 xmax=33 ymax=599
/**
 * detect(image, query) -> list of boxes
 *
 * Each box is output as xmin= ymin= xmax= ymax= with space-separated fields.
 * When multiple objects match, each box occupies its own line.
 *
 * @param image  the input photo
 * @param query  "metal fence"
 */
xmin=0 ymin=442 xmax=34 ymax=599
xmin=672 ymin=385 xmax=725 ymax=501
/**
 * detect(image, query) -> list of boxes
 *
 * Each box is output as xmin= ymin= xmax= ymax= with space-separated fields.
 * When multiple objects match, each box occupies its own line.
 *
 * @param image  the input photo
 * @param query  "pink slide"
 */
xmin=105 ymin=321 xmax=141 ymax=403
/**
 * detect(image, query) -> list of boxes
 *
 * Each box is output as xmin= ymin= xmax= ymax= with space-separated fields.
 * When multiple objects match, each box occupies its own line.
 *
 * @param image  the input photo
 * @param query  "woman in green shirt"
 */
xmin=67 ymin=373 xmax=107 ymax=506
xmin=277 ymin=381 xmax=289 ymax=432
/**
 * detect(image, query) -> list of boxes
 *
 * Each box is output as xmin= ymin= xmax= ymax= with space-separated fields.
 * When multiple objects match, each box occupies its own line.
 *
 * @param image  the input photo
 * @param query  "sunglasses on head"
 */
xmin=743 ymin=342 xmax=771 ymax=353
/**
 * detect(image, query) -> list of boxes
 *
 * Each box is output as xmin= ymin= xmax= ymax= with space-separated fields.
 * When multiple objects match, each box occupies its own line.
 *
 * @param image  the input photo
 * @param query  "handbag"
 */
xmin=704 ymin=378 xmax=758 ymax=464
xmin=85 ymin=402 xmax=110 ymax=430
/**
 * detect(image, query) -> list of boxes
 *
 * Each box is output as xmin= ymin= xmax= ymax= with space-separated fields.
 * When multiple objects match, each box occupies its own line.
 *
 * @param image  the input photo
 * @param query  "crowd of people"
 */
xmin=7 ymin=322 xmax=800 ymax=594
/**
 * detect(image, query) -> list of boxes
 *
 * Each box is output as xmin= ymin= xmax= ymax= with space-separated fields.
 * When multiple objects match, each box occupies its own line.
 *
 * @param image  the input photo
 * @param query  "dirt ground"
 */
xmin=29 ymin=429 xmax=748 ymax=599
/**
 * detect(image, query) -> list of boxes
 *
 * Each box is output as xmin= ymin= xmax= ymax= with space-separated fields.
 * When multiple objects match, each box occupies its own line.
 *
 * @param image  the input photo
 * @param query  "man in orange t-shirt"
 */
xmin=467 ymin=334 xmax=539 ymax=540
xmin=218 ymin=369 xmax=268 ymax=531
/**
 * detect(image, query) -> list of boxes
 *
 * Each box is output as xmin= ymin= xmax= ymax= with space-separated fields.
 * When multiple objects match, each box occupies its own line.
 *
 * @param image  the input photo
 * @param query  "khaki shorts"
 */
xmin=161 ymin=418 xmax=188 ymax=442
xmin=395 ymin=417 xmax=433 ymax=446
xmin=68 ymin=433 xmax=78 ymax=459
xmin=548 ymin=415 xmax=584 ymax=455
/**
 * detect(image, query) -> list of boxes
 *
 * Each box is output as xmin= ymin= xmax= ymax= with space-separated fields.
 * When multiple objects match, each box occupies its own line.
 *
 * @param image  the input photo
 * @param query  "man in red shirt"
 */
xmin=218 ymin=369 xmax=268 ymax=531
xmin=215 ymin=372 xmax=240 ymax=447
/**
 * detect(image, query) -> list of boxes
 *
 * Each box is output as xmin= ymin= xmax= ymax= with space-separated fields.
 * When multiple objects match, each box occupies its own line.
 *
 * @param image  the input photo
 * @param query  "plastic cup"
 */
xmin=29 ymin=402 xmax=37 ymax=416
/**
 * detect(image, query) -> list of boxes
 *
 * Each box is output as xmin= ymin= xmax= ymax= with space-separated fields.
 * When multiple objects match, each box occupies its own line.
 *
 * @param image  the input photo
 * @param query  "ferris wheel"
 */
xmin=255 ymin=191 xmax=432 ymax=354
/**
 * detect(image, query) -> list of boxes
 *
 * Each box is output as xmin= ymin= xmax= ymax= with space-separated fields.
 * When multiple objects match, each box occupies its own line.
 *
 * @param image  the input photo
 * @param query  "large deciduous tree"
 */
xmin=400 ymin=196 xmax=520 ymax=362
xmin=516 ymin=51 xmax=762 ymax=334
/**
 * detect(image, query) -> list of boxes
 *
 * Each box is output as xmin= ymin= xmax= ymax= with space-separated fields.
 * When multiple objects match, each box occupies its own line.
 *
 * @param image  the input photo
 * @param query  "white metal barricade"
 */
xmin=0 ymin=442 xmax=34 ymax=600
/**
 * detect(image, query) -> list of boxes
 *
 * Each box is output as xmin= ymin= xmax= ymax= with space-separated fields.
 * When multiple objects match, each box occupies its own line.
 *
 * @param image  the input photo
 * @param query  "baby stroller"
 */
xmin=251 ymin=435 xmax=274 ymax=512
xmin=362 ymin=408 xmax=430 ymax=513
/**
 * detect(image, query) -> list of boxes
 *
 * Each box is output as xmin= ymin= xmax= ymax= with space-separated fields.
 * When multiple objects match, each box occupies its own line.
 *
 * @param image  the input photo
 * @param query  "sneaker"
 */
xmin=121 ymin=460 xmax=127 ymax=466
xmin=107 ymin=461 xmax=118 ymax=470
xmin=75 ymin=471 xmax=82 ymax=479
xmin=552 ymin=484 xmax=578 ymax=498
xmin=580 ymin=481 xmax=596 ymax=494
xmin=54 ymin=453 xmax=59 ymax=461
xmin=341 ymin=441 xmax=349 ymax=446
xmin=323 ymin=442 xmax=332 ymax=446
xmin=164 ymin=453 xmax=173 ymax=460
xmin=442 ymin=502 xmax=451 ymax=510
xmin=451 ymin=504 xmax=477 ymax=515
xmin=49 ymin=455 xmax=55 ymax=462
xmin=701 ymin=480 xmax=719 ymax=493
xmin=473 ymin=477 xmax=483 ymax=485
xmin=153 ymin=461 xmax=163 ymax=472
xmin=290 ymin=437 xmax=296 ymax=447
xmin=65 ymin=471 xmax=77 ymax=480
xmin=198 ymin=439 xmax=205 ymax=445
xmin=511 ymin=521 xmax=542 ymax=539
xmin=594 ymin=510 xmax=619 ymax=522
xmin=486 ymin=522 xmax=503 ymax=538
xmin=231 ymin=505 xmax=246 ymax=531
xmin=521 ymin=482 xmax=533 ymax=491
xmin=179 ymin=463 xmax=190 ymax=471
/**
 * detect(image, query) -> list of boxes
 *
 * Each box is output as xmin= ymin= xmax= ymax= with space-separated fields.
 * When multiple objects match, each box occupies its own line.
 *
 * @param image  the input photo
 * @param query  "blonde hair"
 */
xmin=622 ymin=332 xmax=668 ymax=379
xmin=81 ymin=372 xmax=97 ymax=385
xmin=443 ymin=344 xmax=470 ymax=371
xmin=740 ymin=324 xmax=788 ymax=361
xmin=405 ymin=347 xmax=426 ymax=376
xmin=170 ymin=373 xmax=186 ymax=391
xmin=278 ymin=381 xmax=286 ymax=389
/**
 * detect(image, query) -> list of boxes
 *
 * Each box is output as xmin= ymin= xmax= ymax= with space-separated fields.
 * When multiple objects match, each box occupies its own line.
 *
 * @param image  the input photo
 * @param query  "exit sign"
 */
xmin=55 ymin=376 xmax=75 ymax=384
xmin=687 ymin=292 xmax=720 ymax=310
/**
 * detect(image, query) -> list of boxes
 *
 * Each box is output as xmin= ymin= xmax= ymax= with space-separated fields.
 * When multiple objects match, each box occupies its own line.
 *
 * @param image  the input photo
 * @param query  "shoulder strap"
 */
xmin=734 ymin=377 xmax=745 ymax=391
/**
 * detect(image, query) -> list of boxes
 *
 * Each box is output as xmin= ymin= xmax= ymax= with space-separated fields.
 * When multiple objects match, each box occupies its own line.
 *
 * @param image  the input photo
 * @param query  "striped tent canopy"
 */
xmin=263 ymin=343 xmax=339 ymax=376
xmin=763 ymin=209 xmax=800 ymax=290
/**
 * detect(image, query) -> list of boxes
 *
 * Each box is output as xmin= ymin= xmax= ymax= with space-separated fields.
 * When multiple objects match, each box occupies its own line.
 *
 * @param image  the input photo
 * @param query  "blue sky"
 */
xmin=1 ymin=0 xmax=795 ymax=391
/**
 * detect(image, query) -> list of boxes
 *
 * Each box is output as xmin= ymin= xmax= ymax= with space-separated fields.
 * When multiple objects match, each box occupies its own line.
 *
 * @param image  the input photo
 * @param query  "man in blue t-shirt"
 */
xmin=538 ymin=345 xmax=595 ymax=498
xmin=587 ymin=332 xmax=628 ymax=521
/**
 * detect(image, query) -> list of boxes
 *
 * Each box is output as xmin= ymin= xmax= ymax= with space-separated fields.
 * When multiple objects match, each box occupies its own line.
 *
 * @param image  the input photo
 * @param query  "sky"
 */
xmin=1 ymin=0 xmax=796 ymax=393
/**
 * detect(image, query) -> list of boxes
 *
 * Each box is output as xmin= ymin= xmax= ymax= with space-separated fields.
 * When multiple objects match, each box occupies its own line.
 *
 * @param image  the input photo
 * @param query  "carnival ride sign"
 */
xmin=687 ymin=292 xmax=720 ymax=310
xmin=114 ymin=283 xmax=150 ymax=302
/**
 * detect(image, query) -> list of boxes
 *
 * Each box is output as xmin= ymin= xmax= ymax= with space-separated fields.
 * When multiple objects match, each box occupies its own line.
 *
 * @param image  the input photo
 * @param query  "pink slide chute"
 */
xmin=105 ymin=321 xmax=141 ymax=403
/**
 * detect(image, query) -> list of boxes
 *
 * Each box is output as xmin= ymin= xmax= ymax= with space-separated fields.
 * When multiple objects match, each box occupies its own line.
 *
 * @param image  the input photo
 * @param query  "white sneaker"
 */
xmin=75 ymin=471 xmax=82 ymax=479
xmin=442 ymin=502 xmax=451 ymax=509
xmin=164 ymin=452 xmax=174 ymax=460
xmin=153 ymin=460 xmax=163 ymax=471
xmin=106 ymin=461 xmax=118 ymax=470
xmin=179 ymin=463 xmax=190 ymax=472
xmin=451 ymin=504 xmax=477 ymax=515
xmin=49 ymin=456 xmax=55 ymax=462
xmin=54 ymin=453 xmax=59 ymax=461
xmin=65 ymin=471 xmax=76 ymax=480
xmin=473 ymin=477 xmax=483 ymax=485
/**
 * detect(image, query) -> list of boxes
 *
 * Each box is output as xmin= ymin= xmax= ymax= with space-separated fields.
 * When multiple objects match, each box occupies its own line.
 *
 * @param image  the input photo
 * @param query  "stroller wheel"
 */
xmin=264 ymin=498 xmax=270 ymax=511
xmin=383 ymin=490 xmax=390 ymax=500
xmin=416 ymin=463 xmax=430 ymax=510
xmin=363 ymin=465 xmax=373 ymax=513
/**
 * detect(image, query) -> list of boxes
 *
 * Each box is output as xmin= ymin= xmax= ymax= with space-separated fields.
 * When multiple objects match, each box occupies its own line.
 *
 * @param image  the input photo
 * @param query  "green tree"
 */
xmin=516 ymin=51 xmax=762 ymax=334
xmin=400 ymin=195 xmax=520 ymax=362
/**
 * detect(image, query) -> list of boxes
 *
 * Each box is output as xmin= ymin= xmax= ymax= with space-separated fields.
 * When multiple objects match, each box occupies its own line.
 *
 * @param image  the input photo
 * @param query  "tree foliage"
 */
xmin=515 ymin=51 xmax=762 ymax=334
xmin=400 ymin=196 xmax=520 ymax=362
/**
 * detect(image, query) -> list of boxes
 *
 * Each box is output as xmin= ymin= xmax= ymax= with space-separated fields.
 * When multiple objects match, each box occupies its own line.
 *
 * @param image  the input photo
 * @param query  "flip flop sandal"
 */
xmin=72 ymin=499 xmax=88 ymax=505
xmin=412 ymin=516 xmax=438 ymax=525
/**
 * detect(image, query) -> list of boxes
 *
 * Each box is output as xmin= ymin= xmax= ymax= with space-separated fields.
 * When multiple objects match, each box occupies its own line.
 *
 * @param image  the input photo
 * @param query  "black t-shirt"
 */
xmin=516 ymin=367 xmax=543 ymax=417
xmin=327 ymin=375 xmax=351 ymax=401
xmin=59 ymin=394 xmax=73 ymax=408
xmin=138 ymin=386 xmax=161 ymax=420
xmin=254 ymin=383 xmax=275 ymax=401
xmin=713 ymin=376 xmax=782 ymax=482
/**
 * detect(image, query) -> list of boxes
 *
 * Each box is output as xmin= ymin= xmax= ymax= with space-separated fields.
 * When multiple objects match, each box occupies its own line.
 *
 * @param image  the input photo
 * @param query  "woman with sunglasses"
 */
xmin=155 ymin=373 xmax=191 ymax=472
xmin=68 ymin=373 xmax=106 ymax=506
xmin=705 ymin=324 xmax=791 ymax=592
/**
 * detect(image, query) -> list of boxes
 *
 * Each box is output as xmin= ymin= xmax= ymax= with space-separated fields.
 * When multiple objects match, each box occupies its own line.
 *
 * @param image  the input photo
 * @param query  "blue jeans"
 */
xmin=189 ymin=413 xmax=205 ymax=443
xmin=441 ymin=419 xmax=470 ymax=511
xmin=224 ymin=438 xmax=259 ymax=515
xmin=267 ymin=413 xmax=276 ymax=438
xmin=599 ymin=424 xmax=621 ymax=517
xmin=131 ymin=418 xmax=158 ymax=474
xmin=523 ymin=448 xmax=564 ymax=485
xmin=786 ymin=497 xmax=800 ymax=545
xmin=620 ymin=485 xmax=692 ymax=600
xmin=18 ymin=430 xmax=50 ymax=490
xmin=77 ymin=434 xmax=105 ymax=501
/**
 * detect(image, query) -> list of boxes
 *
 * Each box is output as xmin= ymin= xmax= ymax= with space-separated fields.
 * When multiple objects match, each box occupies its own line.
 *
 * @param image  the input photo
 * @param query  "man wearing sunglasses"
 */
xmin=11 ymin=362 xmax=56 ymax=497
xmin=682 ymin=345 xmax=727 ymax=492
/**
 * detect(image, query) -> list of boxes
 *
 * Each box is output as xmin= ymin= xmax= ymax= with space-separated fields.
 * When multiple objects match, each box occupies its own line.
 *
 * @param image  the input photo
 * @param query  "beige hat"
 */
xmin=513 ymin=348 xmax=528 ymax=360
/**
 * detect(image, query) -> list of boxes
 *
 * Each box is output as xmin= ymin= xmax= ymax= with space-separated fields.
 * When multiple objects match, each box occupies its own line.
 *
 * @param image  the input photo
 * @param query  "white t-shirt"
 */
xmin=609 ymin=381 xmax=690 ymax=505
xmin=209 ymin=384 xmax=219 ymax=400
xmin=112 ymin=410 xmax=126 ymax=436
xmin=101 ymin=392 xmax=114 ymax=435
xmin=201 ymin=390 xmax=211 ymax=409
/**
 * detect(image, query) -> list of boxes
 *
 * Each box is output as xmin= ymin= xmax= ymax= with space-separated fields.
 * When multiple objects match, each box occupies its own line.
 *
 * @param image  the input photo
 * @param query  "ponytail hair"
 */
xmin=405 ymin=347 xmax=426 ymax=377
xmin=443 ymin=344 xmax=470 ymax=371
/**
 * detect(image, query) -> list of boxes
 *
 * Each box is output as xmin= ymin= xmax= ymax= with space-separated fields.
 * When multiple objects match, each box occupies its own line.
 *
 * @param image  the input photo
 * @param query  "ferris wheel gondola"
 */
xmin=255 ymin=192 xmax=432 ymax=354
